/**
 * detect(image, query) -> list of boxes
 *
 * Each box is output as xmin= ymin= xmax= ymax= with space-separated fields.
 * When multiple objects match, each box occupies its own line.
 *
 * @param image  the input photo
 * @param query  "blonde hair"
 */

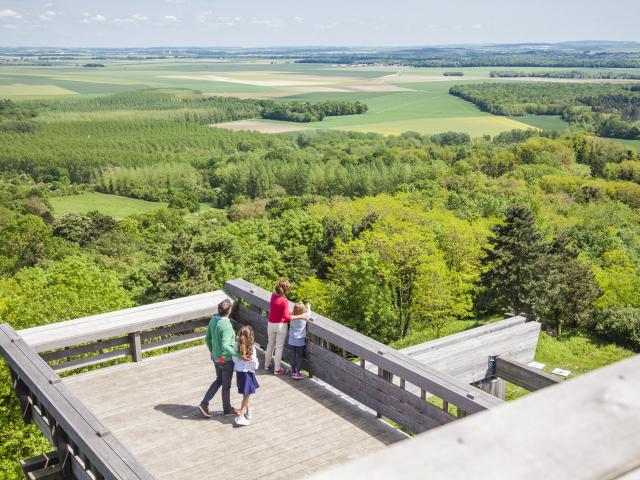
xmin=275 ymin=278 xmax=291 ymax=296
xmin=237 ymin=325 xmax=254 ymax=359
xmin=293 ymin=302 xmax=306 ymax=316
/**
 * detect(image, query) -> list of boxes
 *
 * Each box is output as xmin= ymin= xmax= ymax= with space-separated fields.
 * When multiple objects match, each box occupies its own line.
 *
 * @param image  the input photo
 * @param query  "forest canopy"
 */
xmin=450 ymin=82 xmax=640 ymax=139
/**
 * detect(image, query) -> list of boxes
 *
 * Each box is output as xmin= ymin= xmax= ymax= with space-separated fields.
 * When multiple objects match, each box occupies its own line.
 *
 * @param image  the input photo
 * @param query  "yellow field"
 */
xmin=332 ymin=116 xmax=534 ymax=136
xmin=0 ymin=84 xmax=78 ymax=96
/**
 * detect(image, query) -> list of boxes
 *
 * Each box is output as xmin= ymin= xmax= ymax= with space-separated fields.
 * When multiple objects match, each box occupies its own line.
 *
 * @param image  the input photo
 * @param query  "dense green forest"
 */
xmin=489 ymin=70 xmax=640 ymax=80
xmin=450 ymin=83 xmax=640 ymax=139
xmin=296 ymin=46 xmax=640 ymax=68
xmin=1 ymin=88 xmax=640 ymax=476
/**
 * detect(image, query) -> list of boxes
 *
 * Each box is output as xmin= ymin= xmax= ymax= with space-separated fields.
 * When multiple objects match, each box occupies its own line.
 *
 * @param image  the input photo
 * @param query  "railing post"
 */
xmin=129 ymin=332 xmax=142 ymax=362
xmin=376 ymin=367 xmax=384 ymax=418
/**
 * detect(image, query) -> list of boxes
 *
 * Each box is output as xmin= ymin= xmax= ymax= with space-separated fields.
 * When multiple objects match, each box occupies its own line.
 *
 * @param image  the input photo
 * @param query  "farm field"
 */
xmin=3 ymin=61 xmax=624 ymax=137
xmin=510 ymin=115 xmax=570 ymax=131
xmin=4 ymin=61 xmax=640 ymax=136
xmin=49 ymin=192 xmax=168 ymax=219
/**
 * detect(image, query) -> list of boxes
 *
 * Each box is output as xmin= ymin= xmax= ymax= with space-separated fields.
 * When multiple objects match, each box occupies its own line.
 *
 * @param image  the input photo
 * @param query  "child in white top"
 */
xmin=232 ymin=325 xmax=259 ymax=426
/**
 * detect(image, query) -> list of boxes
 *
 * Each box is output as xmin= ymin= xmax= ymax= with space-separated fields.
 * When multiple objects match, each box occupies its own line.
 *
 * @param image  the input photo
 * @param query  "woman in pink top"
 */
xmin=264 ymin=278 xmax=308 ymax=375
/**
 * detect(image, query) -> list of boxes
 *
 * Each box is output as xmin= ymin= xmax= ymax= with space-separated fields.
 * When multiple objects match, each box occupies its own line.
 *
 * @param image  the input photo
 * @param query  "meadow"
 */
xmin=48 ymin=192 xmax=168 ymax=219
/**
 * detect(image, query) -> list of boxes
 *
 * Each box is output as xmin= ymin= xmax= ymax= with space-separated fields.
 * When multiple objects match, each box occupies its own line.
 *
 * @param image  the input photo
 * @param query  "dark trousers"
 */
xmin=202 ymin=360 xmax=234 ymax=413
xmin=292 ymin=345 xmax=305 ymax=374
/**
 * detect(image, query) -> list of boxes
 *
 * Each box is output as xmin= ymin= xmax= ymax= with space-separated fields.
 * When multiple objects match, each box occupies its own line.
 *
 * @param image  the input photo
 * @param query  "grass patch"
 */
xmin=610 ymin=138 xmax=640 ymax=150
xmin=510 ymin=114 xmax=569 ymax=131
xmin=282 ymin=83 xmax=532 ymax=136
xmin=49 ymin=192 xmax=167 ymax=219
xmin=0 ymin=84 xmax=78 ymax=97
xmin=506 ymin=328 xmax=635 ymax=400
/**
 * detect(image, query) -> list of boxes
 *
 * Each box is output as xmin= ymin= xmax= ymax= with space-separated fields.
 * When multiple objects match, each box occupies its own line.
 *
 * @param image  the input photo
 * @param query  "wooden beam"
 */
xmin=129 ymin=332 xmax=142 ymax=363
xmin=400 ymin=320 xmax=541 ymax=384
xmin=18 ymin=290 xmax=230 ymax=352
xmin=496 ymin=356 xmax=562 ymax=391
xmin=0 ymin=324 xmax=153 ymax=480
xmin=225 ymin=278 xmax=503 ymax=414
xmin=308 ymin=354 xmax=640 ymax=480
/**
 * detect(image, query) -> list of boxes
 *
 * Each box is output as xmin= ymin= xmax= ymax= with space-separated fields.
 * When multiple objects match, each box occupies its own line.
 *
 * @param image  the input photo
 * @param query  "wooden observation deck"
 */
xmin=2 ymin=278 xmax=636 ymax=479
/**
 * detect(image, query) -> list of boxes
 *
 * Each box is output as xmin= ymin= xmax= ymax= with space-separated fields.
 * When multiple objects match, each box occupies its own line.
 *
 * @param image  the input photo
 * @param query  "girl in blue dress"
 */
xmin=233 ymin=325 xmax=259 ymax=426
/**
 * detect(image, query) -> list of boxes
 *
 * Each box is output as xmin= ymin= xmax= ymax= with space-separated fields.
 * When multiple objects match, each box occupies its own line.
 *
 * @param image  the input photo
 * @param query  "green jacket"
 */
xmin=204 ymin=315 xmax=222 ymax=355
xmin=211 ymin=317 xmax=238 ymax=362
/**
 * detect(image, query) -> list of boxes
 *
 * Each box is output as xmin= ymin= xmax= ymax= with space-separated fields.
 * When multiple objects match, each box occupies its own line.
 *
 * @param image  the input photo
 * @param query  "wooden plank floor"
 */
xmin=64 ymin=346 xmax=407 ymax=479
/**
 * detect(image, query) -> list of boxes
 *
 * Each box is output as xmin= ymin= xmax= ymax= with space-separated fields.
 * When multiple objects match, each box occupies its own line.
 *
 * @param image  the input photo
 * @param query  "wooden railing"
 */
xmin=225 ymin=278 xmax=503 ymax=434
xmin=19 ymin=291 xmax=230 ymax=372
xmin=1 ymin=278 xmax=510 ymax=479
xmin=309 ymin=353 xmax=640 ymax=480
xmin=0 ymin=324 xmax=153 ymax=480
xmin=495 ymin=356 xmax=562 ymax=391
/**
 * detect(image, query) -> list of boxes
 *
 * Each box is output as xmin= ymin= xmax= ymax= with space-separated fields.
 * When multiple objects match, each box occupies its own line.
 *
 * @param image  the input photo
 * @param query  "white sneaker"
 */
xmin=245 ymin=408 xmax=252 ymax=420
xmin=234 ymin=415 xmax=250 ymax=426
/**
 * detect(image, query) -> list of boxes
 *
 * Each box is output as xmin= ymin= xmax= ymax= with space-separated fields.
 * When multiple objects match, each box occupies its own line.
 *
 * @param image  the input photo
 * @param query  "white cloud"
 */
xmin=472 ymin=24 xmax=483 ymax=29
xmin=45 ymin=2 xmax=54 ymax=7
xmin=292 ymin=16 xmax=304 ymax=23
xmin=166 ymin=0 xmax=185 ymax=3
xmin=196 ymin=12 xmax=242 ymax=27
xmin=163 ymin=15 xmax=178 ymax=22
xmin=39 ymin=10 xmax=61 ymax=21
xmin=114 ymin=13 xmax=148 ymax=24
xmin=252 ymin=17 xmax=284 ymax=28
xmin=3 ymin=23 xmax=16 ymax=29
xmin=316 ymin=21 xmax=339 ymax=30
xmin=81 ymin=13 xmax=107 ymax=24
xmin=0 ymin=9 xmax=22 ymax=19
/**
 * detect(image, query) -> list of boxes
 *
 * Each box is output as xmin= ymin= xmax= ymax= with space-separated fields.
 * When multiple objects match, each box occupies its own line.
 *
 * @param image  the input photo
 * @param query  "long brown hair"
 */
xmin=275 ymin=278 xmax=291 ymax=297
xmin=237 ymin=325 xmax=255 ymax=359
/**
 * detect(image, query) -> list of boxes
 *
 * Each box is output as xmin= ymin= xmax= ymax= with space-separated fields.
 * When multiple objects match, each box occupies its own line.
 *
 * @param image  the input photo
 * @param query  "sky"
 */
xmin=0 ymin=0 xmax=638 ymax=48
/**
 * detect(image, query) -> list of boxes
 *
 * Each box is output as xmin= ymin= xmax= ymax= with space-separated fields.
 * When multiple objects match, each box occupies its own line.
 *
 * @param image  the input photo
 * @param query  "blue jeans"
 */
xmin=202 ymin=360 xmax=234 ymax=413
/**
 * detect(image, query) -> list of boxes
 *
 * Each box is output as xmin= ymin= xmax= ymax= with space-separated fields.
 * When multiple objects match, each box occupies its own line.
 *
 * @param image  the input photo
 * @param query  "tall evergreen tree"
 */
xmin=534 ymin=234 xmax=602 ymax=337
xmin=474 ymin=204 xmax=546 ymax=317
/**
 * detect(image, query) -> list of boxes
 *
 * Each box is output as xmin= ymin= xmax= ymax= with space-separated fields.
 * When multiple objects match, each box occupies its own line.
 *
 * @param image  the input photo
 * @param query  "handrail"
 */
xmin=0 ymin=324 xmax=154 ymax=480
xmin=20 ymin=291 xmax=230 ymax=353
xmin=224 ymin=278 xmax=503 ymax=416
xmin=19 ymin=291 xmax=230 ymax=372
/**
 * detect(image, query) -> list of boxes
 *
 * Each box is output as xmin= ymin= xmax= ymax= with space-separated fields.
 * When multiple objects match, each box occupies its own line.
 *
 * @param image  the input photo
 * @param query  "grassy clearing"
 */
xmin=611 ymin=138 xmax=640 ymax=149
xmin=510 ymin=114 xmax=570 ymax=131
xmin=49 ymin=193 xmax=167 ymax=219
xmin=506 ymin=328 xmax=634 ymax=400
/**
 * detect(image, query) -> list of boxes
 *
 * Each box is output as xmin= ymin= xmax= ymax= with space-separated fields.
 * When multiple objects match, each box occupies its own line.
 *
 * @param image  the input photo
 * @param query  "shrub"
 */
xmin=595 ymin=307 xmax=640 ymax=350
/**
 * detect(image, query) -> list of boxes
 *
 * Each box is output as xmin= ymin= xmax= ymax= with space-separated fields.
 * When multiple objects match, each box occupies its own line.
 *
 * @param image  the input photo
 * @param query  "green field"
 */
xmin=265 ymin=82 xmax=531 ymax=136
xmin=4 ymin=61 xmax=639 ymax=137
xmin=611 ymin=138 xmax=640 ymax=149
xmin=49 ymin=193 xmax=168 ymax=219
xmin=510 ymin=115 xmax=570 ymax=131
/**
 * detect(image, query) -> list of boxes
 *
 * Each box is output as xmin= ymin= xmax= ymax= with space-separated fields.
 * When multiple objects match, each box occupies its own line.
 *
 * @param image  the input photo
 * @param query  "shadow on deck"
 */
xmin=64 ymin=345 xmax=407 ymax=480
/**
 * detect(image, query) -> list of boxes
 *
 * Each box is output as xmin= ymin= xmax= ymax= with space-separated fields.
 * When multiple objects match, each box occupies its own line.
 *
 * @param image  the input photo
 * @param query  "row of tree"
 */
xmin=450 ymin=83 xmax=640 ymax=139
xmin=489 ymin=70 xmax=640 ymax=80
xmin=258 ymin=100 xmax=368 ymax=123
